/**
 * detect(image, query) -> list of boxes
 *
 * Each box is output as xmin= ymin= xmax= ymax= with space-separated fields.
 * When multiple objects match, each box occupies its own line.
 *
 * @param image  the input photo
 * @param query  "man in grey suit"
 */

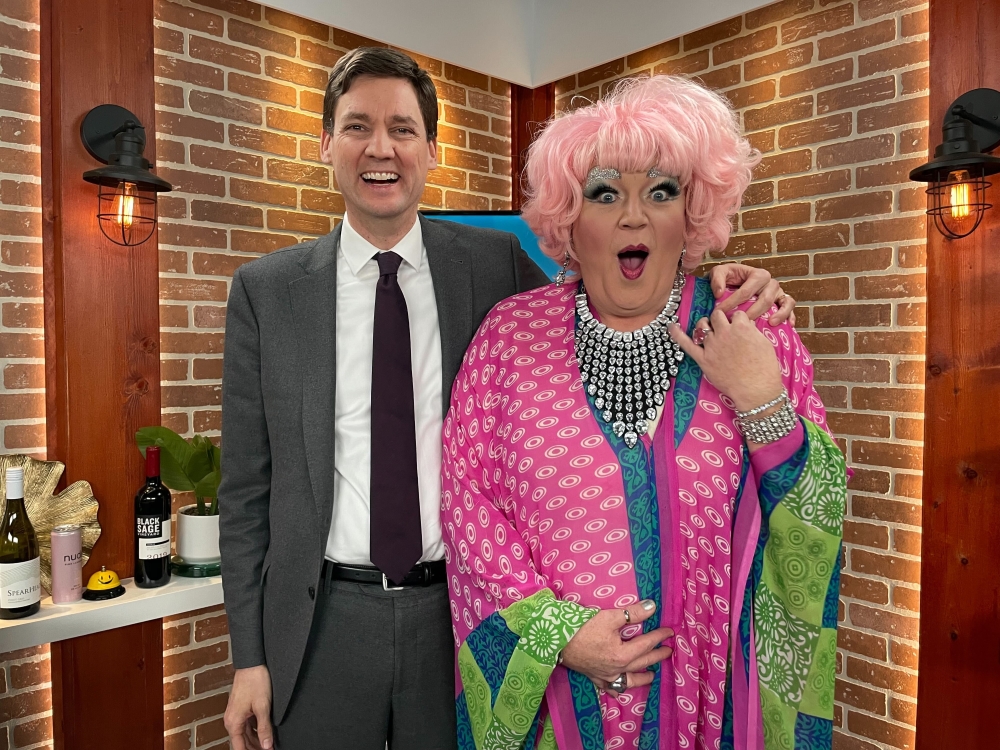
xmin=220 ymin=47 xmax=793 ymax=750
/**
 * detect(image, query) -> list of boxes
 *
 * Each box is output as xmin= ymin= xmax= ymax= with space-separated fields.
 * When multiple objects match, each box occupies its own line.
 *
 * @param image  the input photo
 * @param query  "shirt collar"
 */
xmin=340 ymin=213 xmax=424 ymax=277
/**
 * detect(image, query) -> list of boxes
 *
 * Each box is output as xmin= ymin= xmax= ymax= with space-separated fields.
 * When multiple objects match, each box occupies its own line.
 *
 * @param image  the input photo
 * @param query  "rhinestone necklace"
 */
xmin=574 ymin=270 xmax=686 ymax=448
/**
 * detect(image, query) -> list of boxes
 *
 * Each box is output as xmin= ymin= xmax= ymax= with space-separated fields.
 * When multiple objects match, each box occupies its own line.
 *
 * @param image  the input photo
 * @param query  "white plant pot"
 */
xmin=176 ymin=505 xmax=221 ymax=563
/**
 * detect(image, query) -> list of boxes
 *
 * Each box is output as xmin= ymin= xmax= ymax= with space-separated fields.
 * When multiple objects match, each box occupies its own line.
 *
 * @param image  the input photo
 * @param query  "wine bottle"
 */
xmin=0 ymin=467 xmax=41 ymax=619
xmin=134 ymin=446 xmax=172 ymax=588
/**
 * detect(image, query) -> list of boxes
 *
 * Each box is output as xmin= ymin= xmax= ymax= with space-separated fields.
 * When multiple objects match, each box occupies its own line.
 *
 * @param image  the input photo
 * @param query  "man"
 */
xmin=219 ymin=47 xmax=794 ymax=750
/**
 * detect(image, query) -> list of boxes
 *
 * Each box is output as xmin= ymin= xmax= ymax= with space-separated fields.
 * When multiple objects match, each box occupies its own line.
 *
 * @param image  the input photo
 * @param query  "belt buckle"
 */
xmin=382 ymin=573 xmax=405 ymax=591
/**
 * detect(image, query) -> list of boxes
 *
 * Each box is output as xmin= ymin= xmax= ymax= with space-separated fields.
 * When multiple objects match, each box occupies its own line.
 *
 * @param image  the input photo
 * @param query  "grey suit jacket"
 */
xmin=218 ymin=215 xmax=550 ymax=722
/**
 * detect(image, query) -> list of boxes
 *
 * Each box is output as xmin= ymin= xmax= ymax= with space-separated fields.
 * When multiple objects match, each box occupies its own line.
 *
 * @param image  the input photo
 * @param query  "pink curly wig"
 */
xmin=521 ymin=75 xmax=760 ymax=271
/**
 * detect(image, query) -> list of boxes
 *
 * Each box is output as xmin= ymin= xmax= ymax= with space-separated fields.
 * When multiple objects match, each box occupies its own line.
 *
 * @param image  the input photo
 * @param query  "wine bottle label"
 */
xmin=0 ymin=557 xmax=41 ymax=608
xmin=137 ymin=516 xmax=171 ymax=560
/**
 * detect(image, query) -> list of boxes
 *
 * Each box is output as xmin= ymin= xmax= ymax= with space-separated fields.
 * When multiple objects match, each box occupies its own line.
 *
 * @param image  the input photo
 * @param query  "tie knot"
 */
xmin=376 ymin=251 xmax=403 ymax=277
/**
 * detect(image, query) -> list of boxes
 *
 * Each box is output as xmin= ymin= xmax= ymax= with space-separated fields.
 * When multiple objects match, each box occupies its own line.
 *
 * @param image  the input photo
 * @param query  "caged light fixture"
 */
xmin=80 ymin=105 xmax=172 ymax=247
xmin=909 ymin=88 xmax=1000 ymax=240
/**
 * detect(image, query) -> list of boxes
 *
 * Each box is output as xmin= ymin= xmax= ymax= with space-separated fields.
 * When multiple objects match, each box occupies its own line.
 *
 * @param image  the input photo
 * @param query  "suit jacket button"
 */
xmin=308 ymin=586 xmax=316 ymax=600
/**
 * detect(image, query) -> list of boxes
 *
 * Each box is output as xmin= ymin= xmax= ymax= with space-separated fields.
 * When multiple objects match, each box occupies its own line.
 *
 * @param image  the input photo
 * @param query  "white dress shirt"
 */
xmin=325 ymin=214 xmax=445 ymax=565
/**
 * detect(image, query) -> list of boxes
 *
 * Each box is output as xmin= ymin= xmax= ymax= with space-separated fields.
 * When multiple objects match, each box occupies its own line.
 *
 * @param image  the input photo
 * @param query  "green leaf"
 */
xmin=194 ymin=470 xmax=221 ymax=502
xmin=136 ymin=426 xmax=196 ymax=492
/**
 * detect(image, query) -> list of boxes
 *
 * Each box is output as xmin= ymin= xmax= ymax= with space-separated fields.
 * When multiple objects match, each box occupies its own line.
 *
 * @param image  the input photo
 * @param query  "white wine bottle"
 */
xmin=0 ymin=467 xmax=41 ymax=619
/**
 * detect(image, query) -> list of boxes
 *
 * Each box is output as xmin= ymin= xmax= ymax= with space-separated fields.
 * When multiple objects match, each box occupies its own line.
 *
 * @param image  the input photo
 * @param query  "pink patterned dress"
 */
xmin=443 ymin=277 xmax=845 ymax=750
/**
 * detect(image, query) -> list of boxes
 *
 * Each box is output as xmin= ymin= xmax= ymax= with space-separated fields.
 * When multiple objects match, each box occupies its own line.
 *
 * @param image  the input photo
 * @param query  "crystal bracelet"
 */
xmin=735 ymin=388 xmax=789 ymax=420
xmin=737 ymin=398 xmax=798 ymax=445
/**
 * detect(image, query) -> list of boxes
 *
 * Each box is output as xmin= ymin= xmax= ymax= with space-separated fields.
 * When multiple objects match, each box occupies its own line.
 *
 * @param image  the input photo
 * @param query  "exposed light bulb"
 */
xmin=115 ymin=182 xmax=137 ymax=230
xmin=948 ymin=170 xmax=971 ymax=219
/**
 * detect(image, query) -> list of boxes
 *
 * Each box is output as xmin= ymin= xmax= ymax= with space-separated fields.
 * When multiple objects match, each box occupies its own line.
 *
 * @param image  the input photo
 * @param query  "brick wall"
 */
xmin=555 ymin=1 xmax=927 ymax=748
xmin=151 ymin=0 xmax=514 ymax=746
xmin=1 ymin=0 xmax=50 ymax=747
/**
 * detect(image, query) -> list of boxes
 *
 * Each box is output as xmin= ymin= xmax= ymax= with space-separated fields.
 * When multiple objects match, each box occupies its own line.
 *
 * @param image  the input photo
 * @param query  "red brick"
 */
xmin=897 ymin=244 xmax=925 ymax=269
xmin=855 ymin=273 xmax=925 ymax=300
xmin=266 ymin=108 xmax=322 ymax=136
xmin=892 ymin=585 xmax=920 ymax=612
xmin=160 ymin=278 xmax=229 ymax=302
xmin=901 ymin=67 xmax=928 ymax=96
xmin=164 ymin=676 xmax=190 ymax=705
xmin=742 ymin=202 xmax=810 ymax=229
xmin=156 ymin=82 xmax=185 ymax=109
xmin=893 ymin=529 xmax=921 ymax=557
xmin=164 ymin=623 xmax=191 ymax=650
xmin=155 ymin=53 xmax=224 ymax=90
xmin=300 ymin=89 xmax=325 ymax=115
xmin=445 ymin=191 xmax=489 ymax=211
xmin=263 ymin=6 xmax=328 ymax=39
xmin=745 ymin=0 xmax=814 ymax=30
xmin=780 ymin=276 xmax=849 ymax=302
xmin=859 ymin=0 xmax=924 ymax=20
xmin=852 ymin=494 xmax=921 ymax=526
xmin=0 ymin=116 xmax=40 ymax=146
xmin=724 ymin=81 xmax=775 ymax=110
xmin=3 ymin=363 xmax=43 ymax=389
xmin=300 ymin=40 xmax=342 ymax=68
xmin=264 ymin=57 xmax=327 ymax=90
xmin=0 ymin=21 xmax=37 ymax=55
xmin=0 ymin=52 xmax=38 ymax=83
xmin=189 ymin=35 xmax=261 ymax=74
xmin=712 ymin=28 xmax=778 ymax=66
xmin=266 ymin=159 xmax=328 ymax=187
xmin=745 ymin=43 xmax=813 ymax=80
xmin=683 ymin=17 xmax=743 ymax=49
xmin=2 ymin=301 xmax=42 ymax=328
xmin=744 ymin=95 xmax=813 ymax=130
xmin=891 ymin=641 xmax=919 ymax=669
xmin=4 ymin=423 xmax=43 ymax=449
xmin=813 ymin=358 xmax=890 ymax=383
xmin=815 ymin=191 xmax=892 ymax=221
xmin=577 ymin=58 xmax=624 ymax=88
xmin=163 ymin=384 xmax=223 ymax=407
xmin=162 ymin=412 xmax=189 ymax=434
xmin=849 ymin=603 xmax=919 ymax=640
xmin=898 ymin=187 xmax=924 ymax=213
xmin=193 ymin=358 xmax=224 ymax=380
xmin=814 ymin=303 xmax=890 ymax=328
xmin=229 ymin=125 xmax=297 ymax=158
xmin=228 ymin=72 xmax=297 ymax=107
xmin=230 ymin=178 xmax=296 ymax=208
xmin=164 ymin=692 xmax=230 ymax=730
xmin=190 ymin=145 xmax=263 ymax=177
xmin=721 ymin=232 xmax=772 ymax=258
xmin=832 ymin=731 xmax=880 ymax=750
xmin=818 ymin=20 xmax=895 ymax=60
xmin=837 ymin=626 xmax=887 ymax=660
xmin=228 ymin=18 xmax=295 ymax=56
xmin=0 ymin=0 xmax=40 ymax=22
xmin=300 ymin=189 xmax=346 ymax=214
xmin=470 ymin=174 xmax=510 ymax=198
xmin=736 ymin=253 xmax=810 ymax=278
xmin=426 ymin=165 xmax=466 ymax=190
xmin=0 ymin=270 xmax=39 ymax=298
xmin=818 ymin=76 xmax=895 ymax=114
xmin=777 ymin=224 xmax=850 ymax=252
xmin=157 ymin=112 xmax=225 ymax=142
xmin=782 ymin=4 xmax=854 ymax=44
xmin=742 ymin=182 xmax=774 ymax=207
xmin=0 ymin=81 xmax=37 ymax=116
xmin=444 ymin=63 xmax=489 ymax=92
xmin=836 ymin=678 xmax=886 ymax=715
xmin=267 ymin=209 xmax=330 ymax=235
xmin=436 ymin=124 xmax=466 ymax=147
xmin=890 ymin=697 xmax=917 ymax=726
xmin=192 ymin=0 xmax=259 ymax=17
xmin=856 ymin=157 xmax=926 ymax=188
xmin=858 ymin=40 xmax=926 ymax=78
xmin=846 ymin=655 xmax=919 ymax=697
xmin=157 ymin=138 xmax=187 ymax=164
xmin=0 ymin=208 xmax=39 ymax=237
xmin=854 ymin=384 xmax=923 ymax=412
xmin=698 ymin=65 xmax=742 ymax=90
xmin=161 ymin=358 xmax=188 ymax=380
xmin=0 ymin=686 xmax=50 ymax=723
xmin=626 ymin=39 xmax=681 ymax=69
xmin=445 ymin=147 xmax=490 ymax=173
xmin=155 ymin=0 xmax=223 ymax=35
xmin=11 ymin=716 xmax=52 ymax=747
xmin=779 ymin=59 xmax=853 ymax=97
xmin=157 ymin=167 xmax=226 ymax=197
xmin=191 ymin=304 xmax=227 ymax=328
xmin=469 ymin=132 xmax=508 ymax=157
xmin=853 ymin=440 xmax=922 ymax=471
xmin=847 ymin=468 xmax=890 ymax=495
xmin=468 ymin=90 xmax=509 ymax=117
xmin=781 ymin=114 xmax=853 ymax=150
xmin=0 ymin=179 xmax=39 ymax=207
xmin=433 ymin=79 xmax=466 ymax=106
xmin=856 ymin=217 xmax=925 ymax=247
xmin=231 ymin=230 xmax=297 ymax=254
xmin=0 ymin=333 xmax=42 ymax=358
xmin=858 ymin=97 xmax=928 ymax=133
xmin=196 ymin=717 xmax=229 ymax=744
xmin=777 ymin=169 xmax=851 ymax=199
xmin=0 ymin=147 xmax=38 ymax=177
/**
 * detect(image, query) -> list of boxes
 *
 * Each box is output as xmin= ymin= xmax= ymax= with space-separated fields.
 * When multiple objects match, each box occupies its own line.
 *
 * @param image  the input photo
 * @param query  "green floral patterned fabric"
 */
xmin=457 ymin=589 xmax=595 ymax=750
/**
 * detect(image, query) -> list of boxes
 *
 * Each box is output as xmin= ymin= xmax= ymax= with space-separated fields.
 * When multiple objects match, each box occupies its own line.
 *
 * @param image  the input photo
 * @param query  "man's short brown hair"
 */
xmin=322 ymin=47 xmax=438 ymax=140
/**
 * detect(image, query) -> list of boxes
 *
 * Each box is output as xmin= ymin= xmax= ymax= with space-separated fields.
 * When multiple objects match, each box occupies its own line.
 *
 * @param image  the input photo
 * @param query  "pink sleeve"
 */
xmin=441 ymin=317 xmax=550 ymax=644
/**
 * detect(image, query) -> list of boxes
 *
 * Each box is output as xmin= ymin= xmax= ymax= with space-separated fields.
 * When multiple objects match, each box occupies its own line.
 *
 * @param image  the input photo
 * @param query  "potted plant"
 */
xmin=136 ymin=426 xmax=221 ymax=565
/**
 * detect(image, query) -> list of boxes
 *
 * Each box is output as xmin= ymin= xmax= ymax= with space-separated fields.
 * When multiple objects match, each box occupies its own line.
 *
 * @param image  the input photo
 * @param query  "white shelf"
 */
xmin=0 ymin=575 xmax=224 ymax=653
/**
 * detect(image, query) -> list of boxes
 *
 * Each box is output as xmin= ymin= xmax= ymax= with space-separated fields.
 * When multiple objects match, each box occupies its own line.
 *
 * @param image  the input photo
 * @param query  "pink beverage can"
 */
xmin=51 ymin=524 xmax=83 ymax=603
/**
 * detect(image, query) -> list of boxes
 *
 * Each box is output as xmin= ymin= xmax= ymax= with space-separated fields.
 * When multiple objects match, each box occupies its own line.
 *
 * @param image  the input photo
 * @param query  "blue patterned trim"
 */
xmin=674 ymin=276 xmax=714 ymax=448
xmin=456 ymin=692 xmax=476 ymax=750
xmin=568 ymin=668 xmax=605 ymax=750
xmin=721 ymin=666 xmax=735 ymax=750
xmin=794 ymin=713 xmax=833 ymax=749
xmin=466 ymin=612 xmax=521 ymax=705
xmin=821 ymin=543 xmax=843 ymax=629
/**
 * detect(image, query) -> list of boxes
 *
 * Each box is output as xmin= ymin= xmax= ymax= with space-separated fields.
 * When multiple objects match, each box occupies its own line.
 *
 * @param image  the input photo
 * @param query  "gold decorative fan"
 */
xmin=0 ymin=454 xmax=101 ymax=593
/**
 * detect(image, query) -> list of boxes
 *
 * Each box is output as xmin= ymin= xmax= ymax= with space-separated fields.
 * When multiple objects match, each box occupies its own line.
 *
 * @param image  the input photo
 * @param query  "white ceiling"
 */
xmin=264 ymin=0 xmax=775 ymax=88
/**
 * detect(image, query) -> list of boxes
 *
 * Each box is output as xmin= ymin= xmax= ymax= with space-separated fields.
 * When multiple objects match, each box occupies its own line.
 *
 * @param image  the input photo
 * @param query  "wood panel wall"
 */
xmin=917 ymin=0 xmax=1000 ymax=746
xmin=40 ymin=0 xmax=165 ymax=746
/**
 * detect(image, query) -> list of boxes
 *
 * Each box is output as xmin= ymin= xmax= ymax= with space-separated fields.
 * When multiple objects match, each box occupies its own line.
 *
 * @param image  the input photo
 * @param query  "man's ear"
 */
xmin=427 ymin=137 xmax=438 ymax=170
xmin=320 ymin=129 xmax=334 ymax=166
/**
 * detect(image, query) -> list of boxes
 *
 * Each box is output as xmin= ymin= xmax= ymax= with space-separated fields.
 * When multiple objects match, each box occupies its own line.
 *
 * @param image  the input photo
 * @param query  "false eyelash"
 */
xmin=583 ymin=182 xmax=619 ymax=200
xmin=651 ymin=178 xmax=681 ymax=197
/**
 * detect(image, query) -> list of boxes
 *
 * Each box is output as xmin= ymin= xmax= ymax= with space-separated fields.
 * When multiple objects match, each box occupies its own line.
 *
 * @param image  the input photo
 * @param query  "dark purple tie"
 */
xmin=370 ymin=251 xmax=422 ymax=584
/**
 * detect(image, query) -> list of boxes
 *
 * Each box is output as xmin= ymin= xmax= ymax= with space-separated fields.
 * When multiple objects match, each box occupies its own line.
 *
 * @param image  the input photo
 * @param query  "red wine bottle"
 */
xmin=134 ymin=446 xmax=171 ymax=588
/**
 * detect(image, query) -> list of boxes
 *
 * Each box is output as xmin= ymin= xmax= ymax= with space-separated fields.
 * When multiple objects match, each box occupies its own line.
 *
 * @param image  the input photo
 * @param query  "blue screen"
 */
xmin=421 ymin=211 xmax=560 ymax=280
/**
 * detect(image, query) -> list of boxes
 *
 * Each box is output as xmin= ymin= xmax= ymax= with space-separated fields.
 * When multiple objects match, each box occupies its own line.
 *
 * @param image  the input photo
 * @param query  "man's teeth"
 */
xmin=362 ymin=172 xmax=399 ymax=182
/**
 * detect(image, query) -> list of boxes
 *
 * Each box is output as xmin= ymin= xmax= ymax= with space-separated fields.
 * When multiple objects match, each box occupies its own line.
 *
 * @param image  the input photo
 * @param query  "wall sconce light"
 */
xmin=909 ymin=88 xmax=1000 ymax=239
xmin=80 ymin=105 xmax=172 ymax=247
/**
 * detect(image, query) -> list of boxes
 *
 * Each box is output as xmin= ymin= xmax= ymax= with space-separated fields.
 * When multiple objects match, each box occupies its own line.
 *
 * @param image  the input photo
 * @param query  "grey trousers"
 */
xmin=274 ymin=577 xmax=457 ymax=750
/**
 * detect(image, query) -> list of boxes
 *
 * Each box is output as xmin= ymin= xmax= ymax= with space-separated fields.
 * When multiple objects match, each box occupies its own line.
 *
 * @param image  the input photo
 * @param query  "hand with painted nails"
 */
xmin=559 ymin=599 xmax=675 ymax=692
xmin=708 ymin=262 xmax=797 ymax=326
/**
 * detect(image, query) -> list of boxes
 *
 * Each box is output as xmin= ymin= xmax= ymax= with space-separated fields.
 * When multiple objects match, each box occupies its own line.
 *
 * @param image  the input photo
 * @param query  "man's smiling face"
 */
xmin=321 ymin=75 xmax=437 ymax=229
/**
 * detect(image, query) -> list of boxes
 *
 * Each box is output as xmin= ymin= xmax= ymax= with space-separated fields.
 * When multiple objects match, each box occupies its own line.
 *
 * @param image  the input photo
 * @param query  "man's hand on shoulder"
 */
xmin=225 ymin=665 xmax=274 ymax=750
xmin=707 ymin=263 xmax=796 ymax=326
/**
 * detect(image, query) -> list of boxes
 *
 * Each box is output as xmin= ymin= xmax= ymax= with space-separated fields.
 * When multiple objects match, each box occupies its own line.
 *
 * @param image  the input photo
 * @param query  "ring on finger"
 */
xmin=609 ymin=673 xmax=627 ymax=693
xmin=692 ymin=326 xmax=712 ymax=346
xmin=623 ymin=608 xmax=631 ymax=624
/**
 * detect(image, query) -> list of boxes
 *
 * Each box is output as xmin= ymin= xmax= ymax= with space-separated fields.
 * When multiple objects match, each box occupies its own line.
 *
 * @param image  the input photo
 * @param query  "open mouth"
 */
xmin=361 ymin=171 xmax=400 ymax=185
xmin=618 ymin=245 xmax=649 ymax=280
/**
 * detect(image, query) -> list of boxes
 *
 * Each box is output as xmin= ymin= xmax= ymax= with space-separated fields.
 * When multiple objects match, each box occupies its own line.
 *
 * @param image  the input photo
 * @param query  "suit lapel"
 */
xmin=421 ymin=215 xmax=473 ymax=417
xmin=289 ymin=225 xmax=341 ymax=530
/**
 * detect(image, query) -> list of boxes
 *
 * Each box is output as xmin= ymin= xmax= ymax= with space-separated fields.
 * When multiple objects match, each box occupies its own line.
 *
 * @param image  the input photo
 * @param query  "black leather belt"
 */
xmin=323 ymin=559 xmax=447 ymax=590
